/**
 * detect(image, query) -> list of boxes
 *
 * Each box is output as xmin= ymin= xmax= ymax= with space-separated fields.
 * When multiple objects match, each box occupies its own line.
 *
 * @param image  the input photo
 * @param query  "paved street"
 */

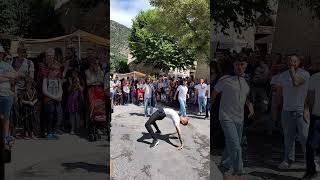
xmin=111 ymin=104 xmax=210 ymax=180
xmin=213 ymin=129 xmax=310 ymax=180
xmin=5 ymin=134 xmax=109 ymax=180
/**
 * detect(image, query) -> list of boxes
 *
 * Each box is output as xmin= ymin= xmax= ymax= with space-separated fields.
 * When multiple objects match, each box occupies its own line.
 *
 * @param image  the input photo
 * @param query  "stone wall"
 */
xmin=272 ymin=1 xmax=320 ymax=68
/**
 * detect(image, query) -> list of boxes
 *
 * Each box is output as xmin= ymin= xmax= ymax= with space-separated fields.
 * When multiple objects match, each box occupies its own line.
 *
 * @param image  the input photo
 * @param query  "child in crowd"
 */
xmin=122 ymin=80 xmax=130 ymax=105
xmin=42 ymin=65 xmax=63 ymax=139
xmin=137 ymin=80 xmax=144 ymax=106
xmin=131 ymin=84 xmax=137 ymax=104
xmin=21 ymin=78 xmax=38 ymax=139
xmin=67 ymin=70 xmax=84 ymax=134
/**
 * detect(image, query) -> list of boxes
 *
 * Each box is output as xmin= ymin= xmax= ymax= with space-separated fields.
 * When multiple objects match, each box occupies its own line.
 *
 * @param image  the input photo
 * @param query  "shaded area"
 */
xmin=249 ymin=172 xmax=301 ymax=180
xmin=137 ymin=132 xmax=179 ymax=147
xmin=129 ymin=112 xmax=146 ymax=117
xmin=61 ymin=162 xmax=109 ymax=174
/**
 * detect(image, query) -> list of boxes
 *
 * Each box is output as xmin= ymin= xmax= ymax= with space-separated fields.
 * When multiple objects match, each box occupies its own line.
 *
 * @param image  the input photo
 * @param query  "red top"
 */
xmin=38 ymin=63 xmax=49 ymax=79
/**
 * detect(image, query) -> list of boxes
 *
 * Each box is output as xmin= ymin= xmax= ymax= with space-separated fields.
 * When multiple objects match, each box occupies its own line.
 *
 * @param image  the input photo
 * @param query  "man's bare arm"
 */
xmin=289 ymin=68 xmax=305 ymax=86
xmin=175 ymin=126 xmax=183 ymax=148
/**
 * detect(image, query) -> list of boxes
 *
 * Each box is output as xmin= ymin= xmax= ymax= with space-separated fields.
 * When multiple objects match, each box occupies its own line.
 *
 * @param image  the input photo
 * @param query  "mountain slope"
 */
xmin=110 ymin=20 xmax=130 ymax=61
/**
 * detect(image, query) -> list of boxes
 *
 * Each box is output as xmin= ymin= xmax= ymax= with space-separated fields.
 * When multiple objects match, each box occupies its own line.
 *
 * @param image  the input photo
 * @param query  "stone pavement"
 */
xmin=111 ymin=104 xmax=210 ymax=180
xmin=5 ymin=134 xmax=109 ymax=180
xmin=213 ymin=130 xmax=312 ymax=180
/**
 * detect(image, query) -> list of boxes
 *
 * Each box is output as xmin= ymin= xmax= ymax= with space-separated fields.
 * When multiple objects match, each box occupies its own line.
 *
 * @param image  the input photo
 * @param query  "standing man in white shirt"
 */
xmin=303 ymin=71 xmax=320 ymax=179
xmin=174 ymin=79 xmax=189 ymax=117
xmin=143 ymin=77 xmax=155 ymax=117
xmin=276 ymin=55 xmax=310 ymax=169
xmin=195 ymin=78 xmax=208 ymax=116
xmin=213 ymin=56 xmax=254 ymax=178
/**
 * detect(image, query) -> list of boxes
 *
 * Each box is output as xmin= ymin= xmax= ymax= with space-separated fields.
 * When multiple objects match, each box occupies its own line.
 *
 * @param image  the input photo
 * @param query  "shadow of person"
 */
xmin=129 ymin=113 xmax=146 ymax=117
xmin=61 ymin=162 xmax=109 ymax=174
xmin=137 ymin=132 xmax=179 ymax=147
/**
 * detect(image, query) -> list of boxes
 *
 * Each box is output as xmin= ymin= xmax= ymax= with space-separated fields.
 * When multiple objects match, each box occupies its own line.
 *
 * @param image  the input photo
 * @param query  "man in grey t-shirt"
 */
xmin=212 ymin=56 xmax=254 ymax=177
xmin=276 ymin=55 xmax=310 ymax=170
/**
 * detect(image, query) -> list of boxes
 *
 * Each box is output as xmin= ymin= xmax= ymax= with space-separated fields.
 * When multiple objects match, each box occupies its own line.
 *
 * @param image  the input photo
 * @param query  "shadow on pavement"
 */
xmin=61 ymin=162 xmax=109 ymax=174
xmin=129 ymin=112 xmax=146 ymax=117
xmin=137 ymin=132 xmax=179 ymax=147
xmin=187 ymin=115 xmax=207 ymax=120
xmin=248 ymin=171 xmax=301 ymax=180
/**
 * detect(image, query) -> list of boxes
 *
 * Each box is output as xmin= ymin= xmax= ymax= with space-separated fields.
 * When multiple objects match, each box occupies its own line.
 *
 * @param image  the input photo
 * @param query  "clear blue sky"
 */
xmin=110 ymin=0 xmax=153 ymax=28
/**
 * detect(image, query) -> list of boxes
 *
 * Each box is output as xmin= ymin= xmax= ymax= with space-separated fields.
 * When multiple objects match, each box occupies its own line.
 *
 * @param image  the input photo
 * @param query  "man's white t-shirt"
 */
xmin=143 ymin=83 xmax=152 ymax=98
xmin=214 ymin=75 xmax=250 ymax=122
xmin=309 ymin=72 xmax=320 ymax=116
xmin=163 ymin=108 xmax=180 ymax=127
xmin=177 ymin=85 xmax=188 ymax=100
xmin=276 ymin=68 xmax=310 ymax=111
xmin=195 ymin=83 xmax=207 ymax=98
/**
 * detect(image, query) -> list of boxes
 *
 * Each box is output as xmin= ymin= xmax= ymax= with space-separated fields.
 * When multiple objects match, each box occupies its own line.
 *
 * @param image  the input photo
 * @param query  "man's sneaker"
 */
xmin=47 ymin=134 xmax=55 ymax=140
xmin=155 ymin=130 xmax=161 ymax=134
xmin=197 ymin=112 xmax=202 ymax=116
xmin=150 ymin=139 xmax=159 ymax=148
xmin=278 ymin=161 xmax=291 ymax=170
xmin=5 ymin=136 xmax=15 ymax=146
xmin=302 ymin=172 xmax=318 ymax=179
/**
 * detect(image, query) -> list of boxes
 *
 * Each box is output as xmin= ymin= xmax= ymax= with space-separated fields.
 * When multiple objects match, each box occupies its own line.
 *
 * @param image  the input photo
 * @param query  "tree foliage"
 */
xmin=112 ymin=59 xmax=130 ymax=74
xmin=0 ymin=0 xmax=64 ymax=38
xmin=150 ymin=0 xmax=210 ymax=60
xmin=129 ymin=10 xmax=195 ymax=72
xmin=211 ymin=0 xmax=272 ymax=35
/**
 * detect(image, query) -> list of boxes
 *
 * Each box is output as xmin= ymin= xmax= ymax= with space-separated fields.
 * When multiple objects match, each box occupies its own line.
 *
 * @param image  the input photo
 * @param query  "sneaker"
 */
xmin=155 ymin=130 xmax=161 ymax=134
xmin=150 ymin=139 xmax=159 ymax=148
xmin=70 ymin=131 xmax=75 ymax=135
xmin=47 ymin=134 xmax=54 ymax=140
xmin=5 ymin=136 xmax=15 ymax=146
xmin=302 ymin=172 xmax=318 ymax=179
xmin=197 ymin=112 xmax=202 ymax=116
xmin=278 ymin=161 xmax=291 ymax=170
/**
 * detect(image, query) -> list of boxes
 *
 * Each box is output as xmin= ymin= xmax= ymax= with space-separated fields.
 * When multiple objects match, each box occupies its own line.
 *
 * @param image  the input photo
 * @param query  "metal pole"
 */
xmin=78 ymin=33 xmax=81 ymax=70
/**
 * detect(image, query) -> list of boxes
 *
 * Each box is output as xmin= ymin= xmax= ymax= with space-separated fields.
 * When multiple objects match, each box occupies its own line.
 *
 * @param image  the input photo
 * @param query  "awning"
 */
xmin=10 ymin=30 xmax=108 ymax=58
xmin=21 ymin=30 xmax=108 ymax=47
xmin=0 ymin=33 xmax=18 ymax=40
xmin=255 ymin=34 xmax=274 ymax=44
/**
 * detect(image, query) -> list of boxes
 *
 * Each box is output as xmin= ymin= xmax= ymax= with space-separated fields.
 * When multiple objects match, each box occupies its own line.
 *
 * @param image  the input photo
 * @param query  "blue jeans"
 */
xmin=144 ymin=98 xmax=153 ymax=116
xmin=220 ymin=119 xmax=244 ymax=175
xmin=178 ymin=98 xmax=187 ymax=117
xmin=281 ymin=110 xmax=309 ymax=162
xmin=0 ymin=96 xmax=14 ymax=119
xmin=198 ymin=96 xmax=207 ymax=113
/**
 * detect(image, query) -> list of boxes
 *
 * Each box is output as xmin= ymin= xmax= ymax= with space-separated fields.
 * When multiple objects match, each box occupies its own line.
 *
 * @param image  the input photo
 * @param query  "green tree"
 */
xmin=114 ymin=60 xmax=130 ymax=73
xmin=129 ymin=10 xmax=195 ymax=72
xmin=0 ymin=1 xmax=17 ymax=35
xmin=150 ymin=0 xmax=210 ymax=61
xmin=211 ymin=0 xmax=272 ymax=34
xmin=0 ymin=0 xmax=64 ymax=38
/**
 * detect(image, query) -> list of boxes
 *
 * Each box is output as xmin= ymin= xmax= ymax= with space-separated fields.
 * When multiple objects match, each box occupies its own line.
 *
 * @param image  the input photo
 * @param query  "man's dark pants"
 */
xmin=306 ymin=115 xmax=320 ymax=174
xmin=145 ymin=109 xmax=166 ymax=140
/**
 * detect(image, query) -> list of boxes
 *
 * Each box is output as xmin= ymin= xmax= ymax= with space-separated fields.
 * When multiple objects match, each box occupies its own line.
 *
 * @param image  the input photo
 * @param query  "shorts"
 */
xmin=0 ymin=96 xmax=14 ymax=119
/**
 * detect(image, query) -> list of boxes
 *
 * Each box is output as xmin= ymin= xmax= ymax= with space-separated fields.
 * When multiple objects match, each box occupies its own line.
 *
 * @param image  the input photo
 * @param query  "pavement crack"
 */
xmin=140 ymin=165 xmax=151 ymax=178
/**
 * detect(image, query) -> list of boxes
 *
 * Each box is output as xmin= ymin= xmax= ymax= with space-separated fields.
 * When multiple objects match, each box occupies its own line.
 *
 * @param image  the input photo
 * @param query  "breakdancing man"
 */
xmin=145 ymin=107 xmax=188 ymax=149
